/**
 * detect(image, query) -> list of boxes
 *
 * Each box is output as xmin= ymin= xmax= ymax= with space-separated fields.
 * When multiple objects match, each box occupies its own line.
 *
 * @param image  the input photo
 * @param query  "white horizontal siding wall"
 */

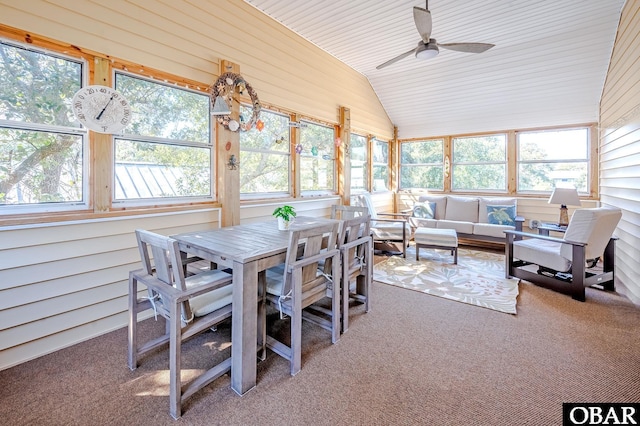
xmin=0 ymin=0 xmax=392 ymax=139
xmin=0 ymin=209 xmax=221 ymax=370
xmin=599 ymin=0 xmax=640 ymax=304
xmin=241 ymin=197 xmax=341 ymax=224
xmin=0 ymin=0 xmax=393 ymax=370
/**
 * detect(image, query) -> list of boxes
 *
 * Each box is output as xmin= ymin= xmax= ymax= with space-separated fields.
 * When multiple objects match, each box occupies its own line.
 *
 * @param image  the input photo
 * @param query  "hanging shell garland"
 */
xmin=210 ymin=72 xmax=261 ymax=132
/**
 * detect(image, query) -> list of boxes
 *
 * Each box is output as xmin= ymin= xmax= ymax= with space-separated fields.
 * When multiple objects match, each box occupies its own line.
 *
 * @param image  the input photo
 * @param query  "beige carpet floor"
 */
xmin=1 ymin=254 xmax=639 ymax=425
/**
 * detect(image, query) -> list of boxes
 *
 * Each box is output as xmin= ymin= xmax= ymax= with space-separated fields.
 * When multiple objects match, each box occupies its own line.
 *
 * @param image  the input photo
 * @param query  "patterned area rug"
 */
xmin=374 ymin=247 xmax=520 ymax=314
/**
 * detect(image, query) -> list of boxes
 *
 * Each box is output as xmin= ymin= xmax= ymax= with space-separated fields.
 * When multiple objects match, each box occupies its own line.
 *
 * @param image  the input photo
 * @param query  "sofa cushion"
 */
xmin=418 ymin=195 xmax=447 ymax=220
xmin=479 ymin=197 xmax=516 ymax=223
xmin=436 ymin=219 xmax=474 ymax=234
xmin=412 ymin=202 xmax=436 ymax=219
xmin=473 ymin=223 xmax=514 ymax=239
xmin=444 ymin=196 xmax=479 ymax=223
xmin=486 ymin=205 xmax=516 ymax=226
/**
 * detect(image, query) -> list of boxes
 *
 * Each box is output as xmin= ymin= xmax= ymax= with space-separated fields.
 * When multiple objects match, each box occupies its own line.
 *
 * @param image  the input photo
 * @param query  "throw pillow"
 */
xmin=487 ymin=205 xmax=516 ymax=226
xmin=413 ymin=202 xmax=437 ymax=219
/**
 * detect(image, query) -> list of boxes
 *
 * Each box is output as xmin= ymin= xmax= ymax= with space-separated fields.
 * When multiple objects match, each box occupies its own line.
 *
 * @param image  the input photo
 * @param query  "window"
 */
xmin=372 ymin=138 xmax=389 ymax=192
xmin=517 ymin=128 xmax=589 ymax=193
xmin=239 ymin=107 xmax=290 ymax=197
xmin=0 ymin=41 xmax=85 ymax=212
xmin=113 ymin=72 xmax=212 ymax=202
xmin=400 ymin=139 xmax=444 ymax=190
xmin=349 ymin=133 xmax=367 ymax=192
xmin=299 ymin=120 xmax=335 ymax=193
xmin=452 ymin=134 xmax=506 ymax=191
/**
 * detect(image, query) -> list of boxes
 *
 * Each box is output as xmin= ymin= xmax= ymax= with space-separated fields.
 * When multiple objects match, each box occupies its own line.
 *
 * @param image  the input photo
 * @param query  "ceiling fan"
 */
xmin=376 ymin=1 xmax=495 ymax=70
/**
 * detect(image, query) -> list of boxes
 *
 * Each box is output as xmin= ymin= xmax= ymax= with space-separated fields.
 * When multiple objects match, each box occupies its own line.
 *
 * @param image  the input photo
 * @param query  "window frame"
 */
xmin=516 ymin=126 xmax=591 ymax=195
xmin=451 ymin=133 xmax=508 ymax=193
xmin=399 ymin=138 xmax=445 ymax=191
xmin=0 ymin=39 xmax=90 ymax=215
xmin=239 ymin=105 xmax=292 ymax=200
xmin=349 ymin=132 xmax=368 ymax=193
xmin=299 ymin=119 xmax=337 ymax=196
xmin=111 ymin=70 xmax=214 ymax=207
xmin=371 ymin=137 xmax=390 ymax=193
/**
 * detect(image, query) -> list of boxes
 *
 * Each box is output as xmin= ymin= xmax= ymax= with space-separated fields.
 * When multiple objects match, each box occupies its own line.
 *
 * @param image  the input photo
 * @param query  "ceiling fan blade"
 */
xmin=413 ymin=6 xmax=432 ymax=43
xmin=376 ymin=46 xmax=417 ymax=70
xmin=438 ymin=43 xmax=495 ymax=53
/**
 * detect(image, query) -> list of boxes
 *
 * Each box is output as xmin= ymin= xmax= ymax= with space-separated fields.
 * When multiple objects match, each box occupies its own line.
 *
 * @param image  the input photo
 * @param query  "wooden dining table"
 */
xmin=171 ymin=216 xmax=336 ymax=396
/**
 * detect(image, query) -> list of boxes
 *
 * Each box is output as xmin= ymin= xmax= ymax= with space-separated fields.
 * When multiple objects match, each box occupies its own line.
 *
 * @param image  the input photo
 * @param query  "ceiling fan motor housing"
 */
xmin=416 ymin=39 xmax=439 ymax=59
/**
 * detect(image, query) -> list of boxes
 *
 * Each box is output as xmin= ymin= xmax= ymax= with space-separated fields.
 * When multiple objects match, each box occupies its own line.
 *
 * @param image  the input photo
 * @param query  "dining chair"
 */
xmin=336 ymin=213 xmax=373 ymax=333
xmin=330 ymin=204 xmax=368 ymax=220
xmin=128 ymin=229 xmax=233 ymax=419
xmin=262 ymin=221 xmax=341 ymax=376
xmin=309 ymin=212 xmax=372 ymax=333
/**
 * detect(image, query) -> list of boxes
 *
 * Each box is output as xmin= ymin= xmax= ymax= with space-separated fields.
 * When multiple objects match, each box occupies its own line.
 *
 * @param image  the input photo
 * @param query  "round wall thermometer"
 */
xmin=72 ymin=85 xmax=132 ymax=134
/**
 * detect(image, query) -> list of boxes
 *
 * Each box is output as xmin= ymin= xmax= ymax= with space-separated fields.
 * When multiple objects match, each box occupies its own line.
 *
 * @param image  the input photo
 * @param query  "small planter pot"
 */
xmin=277 ymin=217 xmax=292 ymax=230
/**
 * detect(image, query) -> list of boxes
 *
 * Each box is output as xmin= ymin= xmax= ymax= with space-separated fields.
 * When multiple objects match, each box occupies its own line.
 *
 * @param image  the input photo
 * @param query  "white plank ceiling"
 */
xmin=243 ymin=0 xmax=625 ymax=139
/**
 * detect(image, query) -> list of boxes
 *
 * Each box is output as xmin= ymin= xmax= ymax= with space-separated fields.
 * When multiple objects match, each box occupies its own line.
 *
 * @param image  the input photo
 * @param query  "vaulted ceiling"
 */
xmin=243 ymin=0 xmax=625 ymax=139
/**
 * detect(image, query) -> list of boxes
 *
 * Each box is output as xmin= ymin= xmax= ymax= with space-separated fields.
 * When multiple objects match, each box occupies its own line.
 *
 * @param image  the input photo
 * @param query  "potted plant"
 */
xmin=273 ymin=205 xmax=296 ymax=230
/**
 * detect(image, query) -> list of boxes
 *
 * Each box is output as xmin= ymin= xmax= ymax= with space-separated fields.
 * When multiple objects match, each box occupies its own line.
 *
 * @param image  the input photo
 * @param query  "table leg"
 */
xmin=231 ymin=259 xmax=258 ymax=395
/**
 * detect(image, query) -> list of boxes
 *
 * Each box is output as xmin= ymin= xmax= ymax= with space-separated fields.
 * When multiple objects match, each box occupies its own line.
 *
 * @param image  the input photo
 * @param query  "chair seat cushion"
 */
xmin=185 ymin=270 xmax=233 ymax=317
xmin=513 ymin=239 xmax=571 ymax=272
xmin=265 ymin=264 xmax=286 ymax=296
xmin=371 ymin=221 xmax=410 ymax=241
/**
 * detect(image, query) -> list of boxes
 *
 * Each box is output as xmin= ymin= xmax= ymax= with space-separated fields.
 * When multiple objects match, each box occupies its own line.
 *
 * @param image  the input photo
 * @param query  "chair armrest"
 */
xmin=378 ymin=212 xmax=410 ymax=219
xmin=288 ymin=248 xmax=341 ymax=272
xmin=340 ymin=235 xmax=372 ymax=251
xmin=503 ymin=230 xmax=586 ymax=246
xmin=372 ymin=217 xmax=408 ymax=225
xmin=514 ymin=216 xmax=524 ymax=231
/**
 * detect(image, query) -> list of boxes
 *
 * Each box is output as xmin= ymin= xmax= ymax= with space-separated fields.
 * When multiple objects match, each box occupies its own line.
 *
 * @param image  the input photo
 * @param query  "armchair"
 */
xmin=355 ymin=193 xmax=411 ymax=258
xmin=504 ymin=207 xmax=622 ymax=301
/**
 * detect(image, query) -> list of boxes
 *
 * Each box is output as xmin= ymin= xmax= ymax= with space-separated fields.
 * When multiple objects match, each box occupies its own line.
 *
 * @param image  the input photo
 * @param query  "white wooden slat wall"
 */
xmin=599 ymin=0 xmax=640 ymax=304
xmin=0 ymin=0 xmax=394 ymax=370
xmin=0 ymin=0 xmax=393 ymax=139
xmin=240 ymin=197 xmax=341 ymax=224
xmin=0 ymin=209 xmax=221 ymax=370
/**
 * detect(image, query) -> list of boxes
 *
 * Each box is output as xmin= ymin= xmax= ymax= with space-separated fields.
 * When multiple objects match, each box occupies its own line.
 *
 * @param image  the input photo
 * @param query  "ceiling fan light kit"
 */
xmin=415 ymin=41 xmax=439 ymax=60
xmin=376 ymin=1 xmax=494 ymax=70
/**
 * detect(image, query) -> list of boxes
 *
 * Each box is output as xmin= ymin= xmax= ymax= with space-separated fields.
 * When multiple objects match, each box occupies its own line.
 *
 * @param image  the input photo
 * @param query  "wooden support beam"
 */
xmin=338 ymin=107 xmax=351 ymax=205
xmin=216 ymin=60 xmax=241 ymax=227
xmin=92 ymin=57 xmax=112 ymax=212
xmin=291 ymin=113 xmax=301 ymax=198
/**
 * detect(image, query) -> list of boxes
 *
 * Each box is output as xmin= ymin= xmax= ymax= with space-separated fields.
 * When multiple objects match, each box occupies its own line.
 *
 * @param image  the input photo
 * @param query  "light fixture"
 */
xmin=211 ymin=95 xmax=231 ymax=116
xmin=415 ymin=40 xmax=439 ymax=60
xmin=548 ymin=187 xmax=581 ymax=227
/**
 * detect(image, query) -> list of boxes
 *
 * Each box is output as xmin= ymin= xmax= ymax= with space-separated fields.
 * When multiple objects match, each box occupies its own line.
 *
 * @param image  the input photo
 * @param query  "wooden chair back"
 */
xmin=279 ymin=222 xmax=340 ymax=298
xmin=331 ymin=204 xmax=368 ymax=220
xmin=135 ymin=229 xmax=192 ymax=321
xmin=338 ymin=214 xmax=371 ymax=275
